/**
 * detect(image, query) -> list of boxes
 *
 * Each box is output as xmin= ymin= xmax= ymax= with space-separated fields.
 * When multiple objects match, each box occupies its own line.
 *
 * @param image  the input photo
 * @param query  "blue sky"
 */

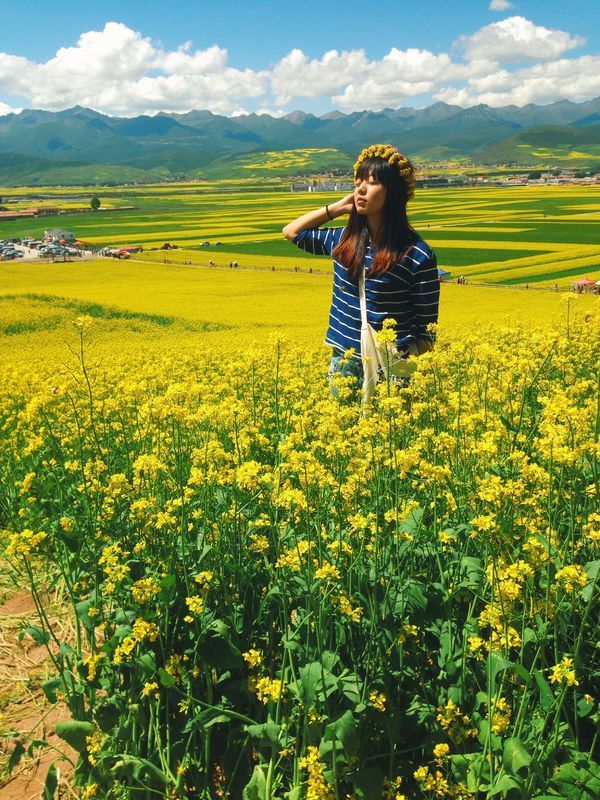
xmin=0 ymin=0 xmax=599 ymax=116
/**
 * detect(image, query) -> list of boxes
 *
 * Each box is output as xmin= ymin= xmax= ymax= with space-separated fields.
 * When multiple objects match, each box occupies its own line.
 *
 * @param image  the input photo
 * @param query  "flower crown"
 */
xmin=353 ymin=144 xmax=416 ymax=200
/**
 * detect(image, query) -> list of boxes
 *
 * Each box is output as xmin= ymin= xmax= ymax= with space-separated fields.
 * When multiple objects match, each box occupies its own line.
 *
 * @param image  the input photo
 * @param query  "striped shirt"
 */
xmin=294 ymin=227 xmax=440 ymax=360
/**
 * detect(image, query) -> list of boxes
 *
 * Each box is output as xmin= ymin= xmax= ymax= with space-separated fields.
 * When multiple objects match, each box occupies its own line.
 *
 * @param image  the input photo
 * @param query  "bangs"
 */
xmin=355 ymin=156 xmax=393 ymax=183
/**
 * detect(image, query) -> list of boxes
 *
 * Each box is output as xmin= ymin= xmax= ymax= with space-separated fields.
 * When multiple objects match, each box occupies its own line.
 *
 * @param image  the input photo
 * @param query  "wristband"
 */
xmin=325 ymin=204 xmax=333 ymax=220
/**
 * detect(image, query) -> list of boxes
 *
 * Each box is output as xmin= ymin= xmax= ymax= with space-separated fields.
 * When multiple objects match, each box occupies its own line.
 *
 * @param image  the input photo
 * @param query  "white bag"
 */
xmin=359 ymin=267 xmax=418 ymax=405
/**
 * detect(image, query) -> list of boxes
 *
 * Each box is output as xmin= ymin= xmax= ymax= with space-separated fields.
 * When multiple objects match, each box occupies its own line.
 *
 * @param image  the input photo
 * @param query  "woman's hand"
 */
xmin=329 ymin=193 xmax=355 ymax=217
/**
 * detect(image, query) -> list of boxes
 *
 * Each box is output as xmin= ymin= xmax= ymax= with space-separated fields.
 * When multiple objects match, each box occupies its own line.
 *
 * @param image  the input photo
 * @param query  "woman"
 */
xmin=282 ymin=144 xmax=439 ymax=401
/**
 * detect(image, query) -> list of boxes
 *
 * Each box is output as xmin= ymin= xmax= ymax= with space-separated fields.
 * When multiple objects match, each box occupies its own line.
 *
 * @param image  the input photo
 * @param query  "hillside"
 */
xmin=0 ymin=98 xmax=598 ymax=184
xmin=475 ymin=124 xmax=600 ymax=164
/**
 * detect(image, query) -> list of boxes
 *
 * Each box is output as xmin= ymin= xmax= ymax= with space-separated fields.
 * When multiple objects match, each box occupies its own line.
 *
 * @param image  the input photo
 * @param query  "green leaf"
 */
xmin=582 ymin=560 xmax=599 ymax=602
xmin=55 ymin=720 xmax=94 ymax=753
xmin=245 ymin=722 xmax=282 ymax=746
xmin=299 ymin=662 xmax=336 ymax=705
xmin=523 ymin=627 xmax=538 ymax=646
xmin=160 ymin=573 xmax=176 ymax=590
xmin=320 ymin=650 xmax=340 ymax=671
xmin=488 ymin=652 xmax=512 ymax=680
xmin=513 ymin=663 xmax=533 ymax=685
xmin=112 ymin=755 xmax=169 ymax=788
xmin=158 ymin=667 xmax=175 ymax=687
xmin=202 ymin=620 xmax=242 ymax=669
xmin=500 ymin=414 xmax=517 ymax=433
xmin=403 ymin=579 xmax=428 ymax=613
xmin=577 ymin=695 xmax=595 ymax=718
xmin=159 ymin=573 xmax=176 ymax=600
xmin=19 ymin=625 xmax=50 ymax=645
xmin=75 ymin=599 xmax=98 ymax=631
xmin=8 ymin=741 xmax=25 ymax=773
xmin=324 ymin=710 xmax=358 ymax=759
xmin=137 ymin=651 xmax=157 ymax=678
xmin=503 ymin=737 xmax=532 ymax=776
xmin=243 ymin=765 xmax=268 ymax=800
xmin=95 ymin=698 xmax=121 ymax=732
xmin=534 ymin=669 xmax=555 ymax=711
xmin=43 ymin=763 xmax=58 ymax=800
xmin=449 ymin=752 xmax=482 ymax=787
xmin=348 ymin=766 xmax=385 ymax=800
xmin=184 ymin=707 xmax=232 ymax=733
xmin=489 ymin=773 xmax=524 ymax=798
xmin=552 ymin=759 xmax=600 ymax=800
xmin=41 ymin=677 xmax=63 ymax=704
xmin=439 ymin=620 xmax=462 ymax=678
xmin=400 ymin=506 xmax=424 ymax=536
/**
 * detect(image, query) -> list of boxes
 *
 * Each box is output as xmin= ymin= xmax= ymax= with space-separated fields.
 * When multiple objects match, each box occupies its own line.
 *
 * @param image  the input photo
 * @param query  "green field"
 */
xmin=1 ymin=182 xmax=599 ymax=288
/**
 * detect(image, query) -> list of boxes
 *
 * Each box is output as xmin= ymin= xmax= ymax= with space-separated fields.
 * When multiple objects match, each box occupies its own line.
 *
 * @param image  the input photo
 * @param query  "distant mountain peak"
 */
xmin=284 ymin=110 xmax=310 ymax=122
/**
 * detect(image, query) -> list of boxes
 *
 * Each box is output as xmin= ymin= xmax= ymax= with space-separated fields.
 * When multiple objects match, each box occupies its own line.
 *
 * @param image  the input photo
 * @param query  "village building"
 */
xmin=45 ymin=228 xmax=75 ymax=242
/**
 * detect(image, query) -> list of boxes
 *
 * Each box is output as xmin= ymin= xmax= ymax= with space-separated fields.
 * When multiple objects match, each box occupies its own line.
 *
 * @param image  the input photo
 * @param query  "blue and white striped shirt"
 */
xmin=294 ymin=227 xmax=440 ymax=359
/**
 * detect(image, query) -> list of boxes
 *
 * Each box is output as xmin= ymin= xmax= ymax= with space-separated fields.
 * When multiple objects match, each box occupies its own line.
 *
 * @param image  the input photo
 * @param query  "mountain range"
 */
xmin=0 ymin=98 xmax=599 ymax=184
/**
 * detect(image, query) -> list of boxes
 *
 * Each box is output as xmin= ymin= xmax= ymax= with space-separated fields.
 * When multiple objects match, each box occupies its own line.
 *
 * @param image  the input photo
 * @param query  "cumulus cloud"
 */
xmin=434 ymin=55 xmax=600 ymax=106
xmin=0 ymin=22 xmax=267 ymax=115
xmin=332 ymin=49 xmax=460 ymax=110
xmin=0 ymin=17 xmax=596 ymax=116
xmin=458 ymin=16 xmax=585 ymax=63
xmin=489 ymin=0 xmax=513 ymax=11
xmin=271 ymin=48 xmax=369 ymax=105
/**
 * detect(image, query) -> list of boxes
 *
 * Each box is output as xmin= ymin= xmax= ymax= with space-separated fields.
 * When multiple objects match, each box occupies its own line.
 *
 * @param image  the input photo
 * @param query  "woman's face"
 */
xmin=354 ymin=171 xmax=387 ymax=216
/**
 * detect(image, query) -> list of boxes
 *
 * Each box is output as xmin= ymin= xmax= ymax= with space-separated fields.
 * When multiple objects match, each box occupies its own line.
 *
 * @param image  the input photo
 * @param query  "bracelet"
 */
xmin=325 ymin=204 xmax=333 ymax=220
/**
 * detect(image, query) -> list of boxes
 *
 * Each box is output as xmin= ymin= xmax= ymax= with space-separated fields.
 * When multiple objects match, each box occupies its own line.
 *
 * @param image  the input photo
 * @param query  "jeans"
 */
xmin=328 ymin=350 xmax=363 ymax=400
xmin=328 ymin=349 xmax=413 ymax=401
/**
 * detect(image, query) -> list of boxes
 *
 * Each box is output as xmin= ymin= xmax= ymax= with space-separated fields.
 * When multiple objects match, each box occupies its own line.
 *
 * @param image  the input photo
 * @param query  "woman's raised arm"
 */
xmin=282 ymin=193 xmax=354 ymax=241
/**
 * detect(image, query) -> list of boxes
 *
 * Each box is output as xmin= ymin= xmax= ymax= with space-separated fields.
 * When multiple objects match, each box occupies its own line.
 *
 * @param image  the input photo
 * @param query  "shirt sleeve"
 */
xmin=410 ymin=249 xmax=440 ymax=342
xmin=293 ymin=227 xmax=340 ymax=256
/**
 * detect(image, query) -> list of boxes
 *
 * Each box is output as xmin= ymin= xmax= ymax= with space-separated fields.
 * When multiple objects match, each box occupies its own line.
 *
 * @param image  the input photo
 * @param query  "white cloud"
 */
xmin=0 ymin=22 xmax=268 ymax=115
xmin=153 ymin=43 xmax=228 ymax=75
xmin=459 ymin=16 xmax=585 ymax=63
xmin=274 ymin=47 xmax=461 ymax=110
xmin=489 ymin=0 xmax=513 ymax=11
xmin=434 ymin=55 xmax=600 ymax=106
xmin=0 ymin=101 xmax=21 ymax=115
xmin=271 ymin=48 xmax=369 ymax=105
xmin=0 ymin=17 xmax=596 ymax=116
xmin=333 ymin=51 xmax=457 ymax=110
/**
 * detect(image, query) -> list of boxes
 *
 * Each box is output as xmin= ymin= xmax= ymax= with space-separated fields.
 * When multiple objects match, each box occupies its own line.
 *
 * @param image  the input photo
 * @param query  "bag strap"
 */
xmin=358 ymin=263 xmax=368 ymax=329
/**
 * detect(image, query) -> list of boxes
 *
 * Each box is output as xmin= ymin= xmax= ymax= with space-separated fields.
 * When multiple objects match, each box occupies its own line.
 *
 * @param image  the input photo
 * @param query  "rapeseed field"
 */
xmin=1 ymin=183 xmax=598 ymax=288
xmin=0 ymin=248 xmax=598 ymax=798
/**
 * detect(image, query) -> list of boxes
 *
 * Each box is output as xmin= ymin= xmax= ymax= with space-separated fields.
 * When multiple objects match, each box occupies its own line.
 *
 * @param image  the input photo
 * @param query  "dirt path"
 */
xmin=0 ymin=590 xmax=75 ymax=799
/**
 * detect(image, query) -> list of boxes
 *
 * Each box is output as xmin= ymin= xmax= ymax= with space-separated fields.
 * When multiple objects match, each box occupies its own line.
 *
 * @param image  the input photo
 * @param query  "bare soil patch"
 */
xmin=0 ymin=586 xmax=76 ymax=798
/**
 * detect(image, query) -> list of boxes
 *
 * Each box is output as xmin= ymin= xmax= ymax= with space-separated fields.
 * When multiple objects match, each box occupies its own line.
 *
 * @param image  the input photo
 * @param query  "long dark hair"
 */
xmin=332 ymin=155 xmax=419 ymax=281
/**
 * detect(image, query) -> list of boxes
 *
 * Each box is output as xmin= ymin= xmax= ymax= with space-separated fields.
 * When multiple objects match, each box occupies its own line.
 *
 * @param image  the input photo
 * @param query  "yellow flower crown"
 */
xmin=353 ymin=144 xmax=416 ymax=200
